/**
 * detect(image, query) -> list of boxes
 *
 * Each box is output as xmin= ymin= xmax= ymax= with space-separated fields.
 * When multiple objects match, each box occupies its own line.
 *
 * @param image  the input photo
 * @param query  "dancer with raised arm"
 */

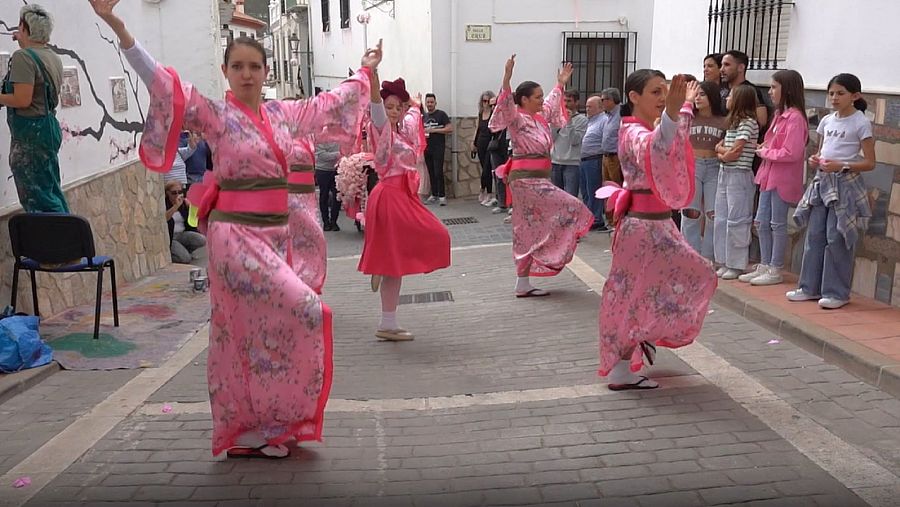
xmin=89 ymin=0 xmax=378 ymax=459
xmin=597 ymin=72 xmax=717 ymax=390
xmin=489 ymin=55 xmax=593 ymax=297
xmin=358 ymin=77 xmax=451 ymax=341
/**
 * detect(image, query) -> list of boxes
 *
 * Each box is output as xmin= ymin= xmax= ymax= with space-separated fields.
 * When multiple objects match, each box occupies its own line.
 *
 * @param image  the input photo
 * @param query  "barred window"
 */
xmin=707 ymin=0 xmax=793 ymax=70
xmin=563 ymin=31 xmax=637 ymax=107
xmin=321 ymin=0 xmax=330 ymax=32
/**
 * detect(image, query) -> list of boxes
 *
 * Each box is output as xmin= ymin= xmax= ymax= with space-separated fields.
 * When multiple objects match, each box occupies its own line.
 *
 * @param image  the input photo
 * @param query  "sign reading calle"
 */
xmin=465 ymin=24 xmax=492 ymax=42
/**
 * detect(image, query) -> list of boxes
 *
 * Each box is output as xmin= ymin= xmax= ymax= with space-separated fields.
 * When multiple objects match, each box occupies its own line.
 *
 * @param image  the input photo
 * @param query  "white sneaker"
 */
xmin=716 ymin=267 xmax=728 ymax=277
xmin=439 ymin=197 xmax=447 ymax=206
xmin=491 ymin=207 xmax=506 ymax=214
xmin=818 ymin=297 xmax=849 ymax=310
xmin=721 ymin=268 xmax=742 ymax=280
xmin=425 ymin=196 xmax=437 ymax=205
xmin=751 ymin=267 xmax=783 ymax=286
xmin=484 ymin=198 xmax=498 ymax=207
xmin=786 ymin=289 xmax=819 ymax=302
xmin=738 ymin=264 xmax=766 ymax=283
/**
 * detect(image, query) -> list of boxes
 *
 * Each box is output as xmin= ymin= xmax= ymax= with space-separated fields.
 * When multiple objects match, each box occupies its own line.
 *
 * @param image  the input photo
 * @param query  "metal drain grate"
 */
xmin=398 ymin=291 xmax=455 ymax=305
xmin=442 ymin=216 xmax=479 ymax=226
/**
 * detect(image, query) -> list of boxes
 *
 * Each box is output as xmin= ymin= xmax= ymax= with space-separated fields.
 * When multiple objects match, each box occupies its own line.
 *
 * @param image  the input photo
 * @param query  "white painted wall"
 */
xmin=432 ymin=0 xmax=657 ymax=118
xmin=648 ymin=0 xmax=710 ymax=79
xmin=308 ymin=0 xmax=433 ymax=96
xmin=785 ymin=0 xmax=900 ymax=93
xmin=0 ymin=0 xmax=224 ymax=211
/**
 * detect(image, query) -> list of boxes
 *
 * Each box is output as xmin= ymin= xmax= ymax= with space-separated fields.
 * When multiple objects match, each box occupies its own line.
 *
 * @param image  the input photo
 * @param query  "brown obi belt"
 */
xmin=288 ymin=164 xmax=315 ymax=194
xmin=209 ymin=177 xmax=290 ymax=227
xmin=624 ymin=188 xmax=672 ymax=221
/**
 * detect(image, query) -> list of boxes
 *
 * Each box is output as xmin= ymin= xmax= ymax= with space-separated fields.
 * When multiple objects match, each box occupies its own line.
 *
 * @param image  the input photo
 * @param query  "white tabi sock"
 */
xmin=609 ymin=359 xmax=640 ymax=385
xmin=515 ymin=276 xmax=533 ymax=293
xmin=380 ymin=311 xmax=398 ymax=331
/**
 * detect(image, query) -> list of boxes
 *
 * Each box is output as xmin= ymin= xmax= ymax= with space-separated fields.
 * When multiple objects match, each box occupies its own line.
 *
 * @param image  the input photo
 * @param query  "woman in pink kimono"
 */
xmin=489 ymin=55 xmax=594 ymax=297
xmin=287 ymin=135 xmax=327 ymax=293
xmin=358 ymin=77 xmax=451 ymax=341
xmin=90 ymin=0 xmax=378 ymax=458
xmin=597 ymin=72 xmax=717 ymax=390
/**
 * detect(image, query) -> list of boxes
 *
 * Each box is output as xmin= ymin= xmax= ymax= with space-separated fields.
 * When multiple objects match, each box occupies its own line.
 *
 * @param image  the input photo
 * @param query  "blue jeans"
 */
xmin=797 ymin=203 xmax=856 ymax=300
xmin=579 ymin=157 xmax=604 ymax=224
xmin=756 ymin=190 xmax=790 ymax=268
xmin=551 ymin=163 xmax=579 ymax=197
xmin=681 ymin=157 xmax=718 ymax=260
xmin=713 ymin=168 xmax=755 ymax=270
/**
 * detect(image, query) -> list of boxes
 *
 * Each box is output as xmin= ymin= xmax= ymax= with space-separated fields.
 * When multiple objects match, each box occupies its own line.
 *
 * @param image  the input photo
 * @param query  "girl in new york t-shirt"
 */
xmin=787 ymin=73 xmax=876 ymax=309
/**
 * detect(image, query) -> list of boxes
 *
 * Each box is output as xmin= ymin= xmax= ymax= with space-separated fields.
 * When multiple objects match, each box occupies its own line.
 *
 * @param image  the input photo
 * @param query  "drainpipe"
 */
xmin=449 ymin=0 xmax=460 ymax=197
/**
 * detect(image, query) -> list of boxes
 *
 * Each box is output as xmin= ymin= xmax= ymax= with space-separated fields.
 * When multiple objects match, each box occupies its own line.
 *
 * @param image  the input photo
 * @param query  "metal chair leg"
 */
xmin=29 ymin=270 xmax=39 ymax=317
xmin=94 ymin=267 xmax=104 ymax=340
xmin=10 ymin=267 xmax=19 ymax=311
xmin=109 ymin=261 xmax=119 ymax=327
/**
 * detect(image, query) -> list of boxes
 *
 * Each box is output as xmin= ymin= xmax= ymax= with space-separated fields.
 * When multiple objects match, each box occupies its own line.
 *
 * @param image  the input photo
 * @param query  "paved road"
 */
xmin=1 ymin=199 xmax=898 ymax=506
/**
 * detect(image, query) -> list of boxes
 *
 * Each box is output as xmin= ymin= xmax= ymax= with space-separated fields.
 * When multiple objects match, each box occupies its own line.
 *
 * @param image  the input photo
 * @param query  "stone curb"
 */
xmin=713 ymin=283 xmax=900 ymax=398
xmin=0 ymin=362 xmax=60 ymax=404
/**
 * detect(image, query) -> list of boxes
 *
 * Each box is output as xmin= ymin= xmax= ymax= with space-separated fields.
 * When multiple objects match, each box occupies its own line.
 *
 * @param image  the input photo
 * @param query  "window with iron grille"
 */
xmin=707 ymin=0 xmax=793 ymax=70
xmin=563 ymin=32 xmax=637 ymax=108
xmin=321 ymin=0 xmax=330 ymax=32
xmin=340 ymin=0 xmax=351 ymax=29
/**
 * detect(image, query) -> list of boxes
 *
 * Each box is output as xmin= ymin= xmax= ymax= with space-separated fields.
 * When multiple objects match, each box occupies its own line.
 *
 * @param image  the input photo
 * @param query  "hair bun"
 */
xmin=380 ymin=78 xmax=410 ymax=102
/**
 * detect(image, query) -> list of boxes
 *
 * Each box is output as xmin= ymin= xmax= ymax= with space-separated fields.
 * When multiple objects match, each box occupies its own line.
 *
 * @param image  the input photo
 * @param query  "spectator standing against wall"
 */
xmin=0 ymin=5 xmax=68 ymax=213
xmin=423 ymin=93 xmax=453 ymax=206
xmin=579 ymin=95 xmax=610 ymax=231
xmin=599 ymin=88 xmax=624 ymax=189
xmin=550 ymin=91 xmax=587 ymax=197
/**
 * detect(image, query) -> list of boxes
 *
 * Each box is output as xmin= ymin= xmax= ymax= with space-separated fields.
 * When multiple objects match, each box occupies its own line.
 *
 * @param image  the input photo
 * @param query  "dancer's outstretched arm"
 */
xmin=489 ymin=55 xmax=518 ymax=133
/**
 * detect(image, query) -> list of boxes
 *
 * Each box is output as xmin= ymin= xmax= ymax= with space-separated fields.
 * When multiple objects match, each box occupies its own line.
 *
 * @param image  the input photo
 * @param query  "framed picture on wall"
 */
xmin=60 ymin=67 xmax=82 ymax=108
xmin=0 ymin=52 xmax=10 ymax=80
xmin=110 ymin=76 xmax=128 ymax=112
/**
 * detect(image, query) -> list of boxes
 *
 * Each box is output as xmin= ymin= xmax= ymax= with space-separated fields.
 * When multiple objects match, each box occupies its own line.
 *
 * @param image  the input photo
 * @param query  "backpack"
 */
xmin=0 ymin=309 xmax=53 ymax=373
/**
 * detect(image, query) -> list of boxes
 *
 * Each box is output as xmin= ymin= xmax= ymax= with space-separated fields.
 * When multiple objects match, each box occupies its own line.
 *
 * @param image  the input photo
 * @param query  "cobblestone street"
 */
xmin=1 ymin=200 xmax=898 ymax=507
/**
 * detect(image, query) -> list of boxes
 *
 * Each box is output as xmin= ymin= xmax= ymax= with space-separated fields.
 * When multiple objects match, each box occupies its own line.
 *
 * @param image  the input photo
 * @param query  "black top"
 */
xmin=423 ymin=109 xmax=451 ymax=148
xmin=475 ymin=115 xmax=493 ymax=149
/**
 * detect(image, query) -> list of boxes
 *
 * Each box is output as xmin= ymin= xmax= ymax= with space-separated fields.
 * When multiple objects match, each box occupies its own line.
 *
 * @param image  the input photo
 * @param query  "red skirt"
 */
xmin=358 ymin=172 xmax=451 ymax=277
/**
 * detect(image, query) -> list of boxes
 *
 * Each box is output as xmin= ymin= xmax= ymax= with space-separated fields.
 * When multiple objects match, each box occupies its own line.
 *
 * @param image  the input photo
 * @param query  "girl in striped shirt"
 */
xmin=714 ymin=85 xmax=759 ymax=279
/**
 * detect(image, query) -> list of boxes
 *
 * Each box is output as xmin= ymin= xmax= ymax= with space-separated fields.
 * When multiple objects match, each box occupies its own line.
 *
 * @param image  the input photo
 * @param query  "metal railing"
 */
xmin=707 ymin=0 xmax=793 ymax=70
xmin=562 ymin=31 xmax=637 ymax=103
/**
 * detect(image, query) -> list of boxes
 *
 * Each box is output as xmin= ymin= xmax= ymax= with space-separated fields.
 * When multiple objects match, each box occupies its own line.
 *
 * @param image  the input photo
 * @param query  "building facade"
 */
xmin=269 ymin=0 xmax=313 ymax=99
xmin=0 ymin=0 xmax=227 ymax=316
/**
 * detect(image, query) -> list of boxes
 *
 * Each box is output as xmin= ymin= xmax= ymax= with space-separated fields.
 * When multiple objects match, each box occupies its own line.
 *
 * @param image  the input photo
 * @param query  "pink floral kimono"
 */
xmin=287 ymin=136 xmax=327 ymax=294
xmin=357 ymin=104 xmax=451 ymax=277
xmin=489 ymin=85 xmax=594 ymax=277
xmin=124 ymin=41 xmax=369 ymax=455
xmin=597 ymin=103 xmax=717 ymax=376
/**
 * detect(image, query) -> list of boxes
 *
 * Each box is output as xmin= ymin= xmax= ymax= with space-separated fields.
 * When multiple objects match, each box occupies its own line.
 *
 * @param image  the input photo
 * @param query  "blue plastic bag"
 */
xmin=0 ymin=315 xmax=53 ymax=373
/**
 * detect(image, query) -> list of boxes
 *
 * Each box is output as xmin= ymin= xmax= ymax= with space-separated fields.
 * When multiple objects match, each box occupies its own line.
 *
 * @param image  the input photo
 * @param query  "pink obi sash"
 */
xmin=186 ymin=172 xmax=289 ymax=233
xmin=495 ymin=156 xmax=552 ymax=207
xmin=596 ymin=184 xmax=671 ymax=224
xmin=288 ymin=165 xmax=315 ymax=194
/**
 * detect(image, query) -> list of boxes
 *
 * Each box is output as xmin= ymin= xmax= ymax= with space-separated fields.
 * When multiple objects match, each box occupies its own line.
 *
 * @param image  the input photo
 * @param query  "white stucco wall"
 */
xmin=308 ymin=0 xmax=433 ymax=97
xmin=0 ymin=0 xmax=224 ymax=211
xmin=432 ymin=0 xmax=657 ymax=118
xmin=648 ymin=0 xmax=710 ymax=79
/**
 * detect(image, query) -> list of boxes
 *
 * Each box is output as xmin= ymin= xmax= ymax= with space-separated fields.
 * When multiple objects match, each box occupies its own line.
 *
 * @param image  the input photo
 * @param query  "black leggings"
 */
xmin=477 ymin=142 xmax=492 ymax=193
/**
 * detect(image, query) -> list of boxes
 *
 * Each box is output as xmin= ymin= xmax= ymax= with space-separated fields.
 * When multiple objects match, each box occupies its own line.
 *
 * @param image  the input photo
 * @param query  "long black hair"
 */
xmin=827 ymin=73 xmax=867 ymax=112
xmin=620 ymin=69 xmax=666 ymax=117
xmin=696 ymin=80 xmax=725 ymax=117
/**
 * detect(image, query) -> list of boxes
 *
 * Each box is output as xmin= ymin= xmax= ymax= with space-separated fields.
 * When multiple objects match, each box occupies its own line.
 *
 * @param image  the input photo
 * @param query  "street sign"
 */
xmin=465 ymin=24 xmax=492 ymax=42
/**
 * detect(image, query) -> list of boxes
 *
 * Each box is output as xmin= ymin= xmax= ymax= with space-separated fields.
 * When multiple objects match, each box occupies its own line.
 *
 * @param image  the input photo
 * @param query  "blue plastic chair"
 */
xmin=8 ymin=213 xmax=119 ymax=339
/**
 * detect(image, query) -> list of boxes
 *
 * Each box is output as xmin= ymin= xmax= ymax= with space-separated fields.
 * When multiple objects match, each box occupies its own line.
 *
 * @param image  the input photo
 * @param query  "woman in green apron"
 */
xmin=0 ymin=4 xmax=68 ymax=213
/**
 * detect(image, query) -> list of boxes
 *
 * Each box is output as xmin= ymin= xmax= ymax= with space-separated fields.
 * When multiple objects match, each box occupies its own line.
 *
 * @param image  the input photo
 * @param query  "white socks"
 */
xmin=608 ymin=359 xmax=659 ymax=388
xmin=380 ymin=311 xmax=398 ymax=331
xmin=515 ymin=276 xmax=533 ymax=293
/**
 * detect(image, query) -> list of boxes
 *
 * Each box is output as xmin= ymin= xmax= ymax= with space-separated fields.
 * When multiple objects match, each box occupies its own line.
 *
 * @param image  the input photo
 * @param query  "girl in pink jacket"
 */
xmin=740 ymin=70 xmax=808 ymax=286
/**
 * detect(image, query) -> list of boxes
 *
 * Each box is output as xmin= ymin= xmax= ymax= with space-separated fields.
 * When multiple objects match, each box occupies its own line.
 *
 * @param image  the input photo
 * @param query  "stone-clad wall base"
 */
xmin=0 ymin=161 xmax=170 ymax=317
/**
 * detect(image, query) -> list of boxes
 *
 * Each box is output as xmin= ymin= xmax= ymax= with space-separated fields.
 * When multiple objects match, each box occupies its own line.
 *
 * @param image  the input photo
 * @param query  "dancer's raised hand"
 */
xmin=685 ymin=79 xmax=700 ymax=104
xmin=501 ymin=54 xmax=516 ymax=90
xmin=557 ymin=62 xmax=574 ymax=86
xmin=361 ymin=39 xmax=383 ymax=70
xmin=88 ymin=0 xmax=120 ymax=19
xmin=88 ymin=0 xmax=133 ymax=48
xmin=665 ymin=74 xmax=688 ymax=121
